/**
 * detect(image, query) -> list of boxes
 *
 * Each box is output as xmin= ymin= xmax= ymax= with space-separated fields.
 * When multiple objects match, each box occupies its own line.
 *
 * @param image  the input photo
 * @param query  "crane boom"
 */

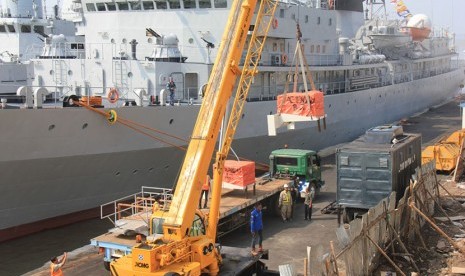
xmin=162 ymin=0 xmax=258 ymax=240
xmin=208 ymin=0 xmax=278 ymax=239
xmin=110 ymin=0 xmax=278 ymax=274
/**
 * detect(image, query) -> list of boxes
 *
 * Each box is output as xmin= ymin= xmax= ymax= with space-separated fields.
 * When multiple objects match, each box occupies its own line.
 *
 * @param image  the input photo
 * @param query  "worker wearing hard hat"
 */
xmin=278 ymin=183 xmax=293 ymax=222
xmin=50 ymin=252 xmax=67 ymax=276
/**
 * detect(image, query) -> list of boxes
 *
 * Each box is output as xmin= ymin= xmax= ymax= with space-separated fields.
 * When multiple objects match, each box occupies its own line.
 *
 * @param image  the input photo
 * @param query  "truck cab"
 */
xmin=269 ymin=149 xmax=324 ymax=198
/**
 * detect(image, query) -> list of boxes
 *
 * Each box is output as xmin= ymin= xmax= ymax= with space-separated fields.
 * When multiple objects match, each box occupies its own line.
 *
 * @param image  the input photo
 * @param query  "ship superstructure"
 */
xmin=0 ymin=0 xmax=76 ymax=96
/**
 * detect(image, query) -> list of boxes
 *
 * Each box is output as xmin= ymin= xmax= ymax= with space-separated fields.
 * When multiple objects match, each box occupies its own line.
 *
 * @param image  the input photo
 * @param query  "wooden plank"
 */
xmin=451 ymin=266 xmax=465 ymax=274
xmin=205 ymin=178 xmax=291 ymax=219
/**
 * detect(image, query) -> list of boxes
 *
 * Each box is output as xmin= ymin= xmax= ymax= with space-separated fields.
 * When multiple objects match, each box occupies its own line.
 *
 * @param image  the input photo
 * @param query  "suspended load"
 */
xmin=222 ymin=160 xmax=255 ymax=189
xmin=267 ymin=25 xmax=327 ymax=136
xmin=268 ymin=90 xmax=326 ymax=136
xmin=277 ymin=90 xmax=325 ymax=117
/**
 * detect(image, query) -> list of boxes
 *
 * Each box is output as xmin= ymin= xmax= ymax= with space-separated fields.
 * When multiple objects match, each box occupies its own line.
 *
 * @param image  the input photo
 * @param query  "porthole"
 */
xmin=82 ymin=123 xmax=88 ymax=129
xmin=188 ymin=38 xmax=194 ymax=44
xmin=68 ymin=70 xmax=73 ymax=76
xmin=128 ymin=72 xmax=133 ymax=78
xmin=48 ymin=124 xmax=55 ymax=130
xmin=169 ymin=119 xmax=174 ymax=124
xmin=49 ymin=70 xmax=54 ymax=75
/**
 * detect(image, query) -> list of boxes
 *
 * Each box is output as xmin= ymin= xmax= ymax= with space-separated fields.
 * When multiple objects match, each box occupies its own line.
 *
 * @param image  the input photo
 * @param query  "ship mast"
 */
xmin=365 ymin=0 xmax=387 ymax=20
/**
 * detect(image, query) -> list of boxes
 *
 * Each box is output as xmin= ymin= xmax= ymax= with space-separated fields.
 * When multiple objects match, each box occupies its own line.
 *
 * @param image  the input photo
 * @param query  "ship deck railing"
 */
xmin=100 ymin=186 xmax=173 ymax=227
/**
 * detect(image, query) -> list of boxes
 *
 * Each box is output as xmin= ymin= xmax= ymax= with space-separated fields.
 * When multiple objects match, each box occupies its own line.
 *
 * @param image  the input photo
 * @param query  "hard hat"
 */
xmin=284 ymin=184 xmax=289 ymax=188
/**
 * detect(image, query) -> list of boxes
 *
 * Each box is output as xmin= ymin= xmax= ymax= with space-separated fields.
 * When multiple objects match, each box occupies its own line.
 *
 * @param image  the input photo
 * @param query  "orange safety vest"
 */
xmin=202 ymin=175 xmax=210 ymax=191
xmin=50 ymin=263 xmax=63 ymax=276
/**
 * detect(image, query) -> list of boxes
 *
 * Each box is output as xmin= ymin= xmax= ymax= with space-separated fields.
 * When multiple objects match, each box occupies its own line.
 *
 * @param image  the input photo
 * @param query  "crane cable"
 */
xmin=76 ymin=101 xmax=269 ymax=168
xmin=76 ymin=102 xmax=187 ymax=151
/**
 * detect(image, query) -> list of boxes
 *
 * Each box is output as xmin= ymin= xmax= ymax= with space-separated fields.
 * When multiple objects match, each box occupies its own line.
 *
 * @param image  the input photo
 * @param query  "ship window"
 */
xmin=130 ymin=1 xmax=142 ymax=10
xmin=117 ymin=2 xmax=129 ymax=10
xmin=316 ymin=45 xmax=320 ymax=53
xmin=0 ymin=25 xmax=5 ymax=32
xmin=199 ymin=0 xmax=211 ymax=8
xmin=33 ymin=25 xmax=44 ymax=33
xmin=143 ymin=1 xmax=155 ymax=9
xmin=155 ymin=1 xmax=167 ymax=9
xmin=310 ymin=45 xmax=314 ymax=53
xmin=279 ymin=9 xmax=284 ymax=18
xmin=183 ymin=0 xmax=196 ymax=9
xmin=71 ymin=43 xmax=85 ymax=49
xmin=213 ymin=0 xmax=226 ymax=8
xmin=86 ymin=3 xmax=96 ymax=11
xmin=168 ymin=0 xmax=181 ymax=9
xmin=21 ymin=25 xmax=31 ymax=33
xmin=106 ymin=2 xmax=117 ymax=10
xmin=305 ymin=15 xmax=308 ymax=23
xmin=322 ymin=45 xmax=326 ymax=54
xmin=96 ymin=3 xmax=106 ymax=11
xmin=7 ymin=25 xmax=15 ymax=32
xmin=317 ymin=17 xmax=321 ymax=25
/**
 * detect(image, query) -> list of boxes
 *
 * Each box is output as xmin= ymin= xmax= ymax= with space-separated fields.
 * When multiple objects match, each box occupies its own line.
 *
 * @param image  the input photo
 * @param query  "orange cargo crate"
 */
xmin=222 ymin=160 xmax=255 ymax=188
xmin=277 ymin=91 xmax=325 ymax=117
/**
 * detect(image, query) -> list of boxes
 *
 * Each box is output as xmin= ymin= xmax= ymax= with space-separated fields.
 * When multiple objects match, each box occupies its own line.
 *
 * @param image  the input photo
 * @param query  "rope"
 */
xmin=76 ymin=102 xmax=186 ymax=151
xmin=76 ymin=101 xmax=270 ymax=168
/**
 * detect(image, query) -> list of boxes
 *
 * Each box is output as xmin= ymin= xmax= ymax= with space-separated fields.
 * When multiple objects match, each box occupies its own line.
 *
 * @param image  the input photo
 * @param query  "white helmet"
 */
xmin=284 ymin=184 xmax=289 ymax=188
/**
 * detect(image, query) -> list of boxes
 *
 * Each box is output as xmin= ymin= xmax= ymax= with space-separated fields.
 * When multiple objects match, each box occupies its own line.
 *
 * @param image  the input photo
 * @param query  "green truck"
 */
xmin=269 ymin=149 xmax=324 ymax=198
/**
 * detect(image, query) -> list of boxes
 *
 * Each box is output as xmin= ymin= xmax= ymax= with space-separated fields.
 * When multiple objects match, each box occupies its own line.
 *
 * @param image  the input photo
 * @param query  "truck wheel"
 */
xmin=104 ymin=261 xmax=111 ymax=271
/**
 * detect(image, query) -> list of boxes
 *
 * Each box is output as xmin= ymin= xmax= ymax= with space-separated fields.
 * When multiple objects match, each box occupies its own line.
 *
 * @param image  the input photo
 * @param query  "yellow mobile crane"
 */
xmin=109 ymin=0 xmax=278 ymax=274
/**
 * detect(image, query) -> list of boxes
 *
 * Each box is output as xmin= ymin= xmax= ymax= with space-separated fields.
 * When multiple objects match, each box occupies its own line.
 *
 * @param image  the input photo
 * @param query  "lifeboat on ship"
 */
xmin=406 ymin=14 xmax=432 ymax=41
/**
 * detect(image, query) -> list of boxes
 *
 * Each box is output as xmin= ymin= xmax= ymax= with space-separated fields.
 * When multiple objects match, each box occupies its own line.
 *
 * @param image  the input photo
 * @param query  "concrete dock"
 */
xmin=4 ymin=97 xmax=463 ymax=276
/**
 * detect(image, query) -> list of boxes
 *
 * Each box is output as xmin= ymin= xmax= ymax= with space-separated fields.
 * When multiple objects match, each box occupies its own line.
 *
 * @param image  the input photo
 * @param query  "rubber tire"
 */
xmin=164 ymin=273 xmax=181 ymax=276
xmin=104 ymin=261 xmax=111 ymax=271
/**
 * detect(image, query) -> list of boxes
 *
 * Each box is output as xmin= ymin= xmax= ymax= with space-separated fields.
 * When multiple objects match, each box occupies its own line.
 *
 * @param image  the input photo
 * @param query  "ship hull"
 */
xmin=0 ymin=68 xmax=463 ymax=239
